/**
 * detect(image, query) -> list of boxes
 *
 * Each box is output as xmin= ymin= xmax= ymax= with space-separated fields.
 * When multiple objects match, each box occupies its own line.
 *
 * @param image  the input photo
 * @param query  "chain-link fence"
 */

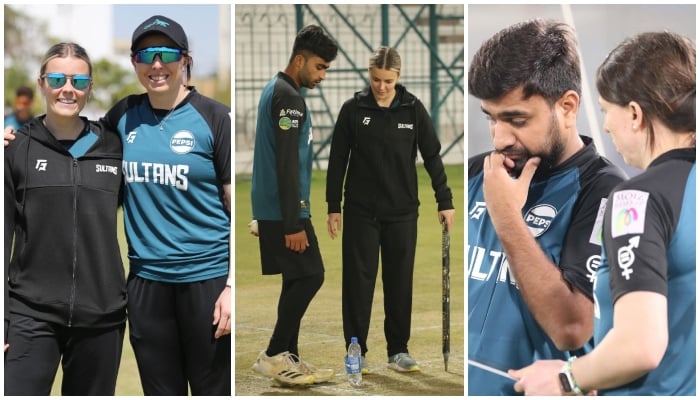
xmin=235 ymin=4 xmax=464 ymax=175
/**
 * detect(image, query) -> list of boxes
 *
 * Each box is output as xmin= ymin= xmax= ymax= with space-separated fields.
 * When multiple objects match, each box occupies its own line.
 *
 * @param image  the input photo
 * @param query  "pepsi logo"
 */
xmin=170 ymin=130 xmax=196 ymax=154
xmin=524 ymin=204 xmax=557 ymax=237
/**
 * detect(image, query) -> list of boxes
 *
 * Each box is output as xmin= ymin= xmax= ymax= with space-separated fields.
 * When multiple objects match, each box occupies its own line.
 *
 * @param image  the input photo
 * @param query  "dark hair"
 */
xmin=597 ymin=31 xmax=695 ymax=149
xmin=15 ymin=86 xmax=34 ymax=99
xmin=468 ymin=19 xmax=581 ymax=105
xmin=290 ymin=25 xmax=338 ymax=64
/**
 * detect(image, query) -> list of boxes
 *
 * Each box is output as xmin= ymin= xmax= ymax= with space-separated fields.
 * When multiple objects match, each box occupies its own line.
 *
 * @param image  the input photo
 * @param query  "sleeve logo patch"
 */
xmin=589 ymin=198 xmax=607 ymax=246
xmin=617 ymin=236 xmax=640 ymax=280
xmin=278 ymin=116 xmax=292 ymax=131
xmin=279 ymin=108 xmax=303 ymax=117
xmin=611 ymin=190 xmax=649 ymax=238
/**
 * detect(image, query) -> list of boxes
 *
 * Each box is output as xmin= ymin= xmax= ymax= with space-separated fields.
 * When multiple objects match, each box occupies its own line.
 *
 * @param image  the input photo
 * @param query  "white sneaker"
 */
xmin=251 ymin=350 xmax=315 ymax=385
xmin=298 ymin=358 xmax=335 ymax=383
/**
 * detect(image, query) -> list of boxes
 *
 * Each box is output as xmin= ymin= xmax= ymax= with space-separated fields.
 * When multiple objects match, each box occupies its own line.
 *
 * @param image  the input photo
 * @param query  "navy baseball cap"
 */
xmin=131 ymin=15 xmax=188 ymax=53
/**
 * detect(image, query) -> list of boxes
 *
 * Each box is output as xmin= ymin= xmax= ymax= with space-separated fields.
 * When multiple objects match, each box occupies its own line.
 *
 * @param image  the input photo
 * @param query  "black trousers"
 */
xmin=127 ymin=274 xmax=231 ymax=396
xmin=266 ymin=272 xmax=324 ymax=357
xmin=342 ymin=214 xmax=417 ymax=357
xmin=4 ymin=312 xmax=125 ymax=396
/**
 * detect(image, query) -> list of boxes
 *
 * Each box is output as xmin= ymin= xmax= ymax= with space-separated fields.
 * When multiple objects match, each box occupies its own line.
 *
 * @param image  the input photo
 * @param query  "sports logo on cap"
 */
xmin=143 ymin=18 xmax=170 ymax=30
xmin=131 ymin=15 xmax=188 ymax=52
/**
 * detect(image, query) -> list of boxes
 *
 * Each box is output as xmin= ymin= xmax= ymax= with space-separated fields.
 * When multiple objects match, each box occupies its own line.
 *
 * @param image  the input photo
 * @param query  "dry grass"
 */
xmin=234 ymin=165 xmax=464 ymax=396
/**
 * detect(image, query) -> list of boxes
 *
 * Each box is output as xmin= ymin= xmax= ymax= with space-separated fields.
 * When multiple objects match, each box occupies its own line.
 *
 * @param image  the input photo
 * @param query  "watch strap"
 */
xmin=559 ymin=356 xmax=585 ymax=395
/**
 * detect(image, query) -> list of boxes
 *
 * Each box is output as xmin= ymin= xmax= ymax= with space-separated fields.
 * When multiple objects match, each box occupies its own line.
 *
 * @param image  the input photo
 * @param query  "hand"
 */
xmin=248 ymin=220 xmax=259 ymax=237
xmin=212 ymin=285 xmax=231 ymax=339
xmin=327 ymin=213 xmax=342 ymax=239
xmin=482 ymin=152 xmax=540 ymax=229
xmin=438 ymin=209 xmax=455 ymax=232
xmin=285 ymin=230 xmax=309 ymax=253
xmin=4 ymin=344 xmax=8 ymax=352
xmin=509 ymin=359 xmax=565 ymax=395
xmin=5 ymin=126 xmax=16 ymax=147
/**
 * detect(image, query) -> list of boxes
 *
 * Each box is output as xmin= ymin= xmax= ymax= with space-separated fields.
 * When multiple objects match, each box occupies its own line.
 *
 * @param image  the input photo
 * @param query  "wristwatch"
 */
xmin=558 ymin=356 xmax=584 ymax=395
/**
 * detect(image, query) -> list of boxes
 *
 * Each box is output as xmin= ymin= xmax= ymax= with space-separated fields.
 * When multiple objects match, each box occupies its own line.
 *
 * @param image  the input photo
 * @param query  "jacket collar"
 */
xmin=21 ymin=115 xmax=90 ymax=149
xmin=354 ymin=84 xmax=415 ymax=109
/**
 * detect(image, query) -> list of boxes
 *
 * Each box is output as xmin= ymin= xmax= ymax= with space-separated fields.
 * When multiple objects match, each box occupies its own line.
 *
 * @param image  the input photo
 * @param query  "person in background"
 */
xmin=4 ymin=42 xmax=125 ymax=396
xmin=4 ymin=85 xmax=35 ymax=130
xmin=511 ymin=30 xmax=695 ymax=396
xmin=466 ymin=19 xmax=627 ymax=395
xmin=249 ymin=24 xmax=338 ymax=386
xmin=326 ymin=46 xmax=455 ymax=374
xmin=103 ymin=15 xmax=231 ymax=395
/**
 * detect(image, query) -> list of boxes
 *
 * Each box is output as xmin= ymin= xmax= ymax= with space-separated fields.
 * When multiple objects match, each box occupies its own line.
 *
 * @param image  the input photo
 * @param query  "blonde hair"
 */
xmin=39 ymin=42 xmax=92 ymax=77
xmin=369 ymin=46 xmax=401 ymax=73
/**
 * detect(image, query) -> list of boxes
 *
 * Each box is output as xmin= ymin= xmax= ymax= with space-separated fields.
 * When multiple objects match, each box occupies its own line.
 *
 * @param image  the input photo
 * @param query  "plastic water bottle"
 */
xmin=345 ymin=337 xmax=362 ymax=387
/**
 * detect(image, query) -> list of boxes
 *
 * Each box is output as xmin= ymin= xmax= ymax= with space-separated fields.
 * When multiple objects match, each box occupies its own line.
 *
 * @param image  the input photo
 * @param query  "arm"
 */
xmin=511 ymin=182 xmax=675 ymax=395
xmin=4 ymin=145 xmax=17 ymax=350
xmin=510 ymin=291 xmax=667 ymax=395
xmin=213 ymin=184 xmax=231 ymax=338
xmin=326 ymin=100 xmax=353 ymax=238
xmin=415 ymin=101 xmax=455 ymax=230
xmin=273 ymin=93 xmax=308 ymax=253
xmin=573 ymin=186 xmax=672 ymax=390
xmin=482 ymin=152 xmax=592 ymax=349
xmin=574 ymin=291 xmax=667 ymax=391
xmin=4 ymin=126 xmax=16 ymax=147
xmin=211 ymin=106 xmax=232 ymax=338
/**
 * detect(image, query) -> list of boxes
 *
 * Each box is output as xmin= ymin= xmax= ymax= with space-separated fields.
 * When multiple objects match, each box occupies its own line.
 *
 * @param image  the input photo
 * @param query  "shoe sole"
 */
xmin=312 ymin=375 xmax=334 ymax=383
xmin=252 ymin=363 xmax=315 ymax=385
xmin=271 ymin=378 xmax=315 ymax=387
xmin=272 ymin=375 xmax=328 ymax=387
xmin=387 ymin=363 xmax=420 ymax=372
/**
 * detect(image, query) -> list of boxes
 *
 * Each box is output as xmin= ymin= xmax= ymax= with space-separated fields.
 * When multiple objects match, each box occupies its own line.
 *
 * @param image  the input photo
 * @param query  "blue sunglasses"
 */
xmin=134 ymin=46 xmax=183 ymax=64
xmin=41 ymin=73 xmax=92 ymax=90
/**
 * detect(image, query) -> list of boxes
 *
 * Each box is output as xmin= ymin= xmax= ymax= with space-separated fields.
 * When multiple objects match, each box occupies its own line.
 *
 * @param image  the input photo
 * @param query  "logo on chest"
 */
xmin=35 ymin=159 xmax=48 ymax=171
xmin=170 ymin=130 xmax=196 ymax=154
xmin=523 ymin=204 xmax=557 ymax=237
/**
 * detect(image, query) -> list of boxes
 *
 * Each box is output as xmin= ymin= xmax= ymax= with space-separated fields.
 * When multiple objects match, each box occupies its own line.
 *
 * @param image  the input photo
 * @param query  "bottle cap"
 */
xmin=351 ymin=337 xmax=358 ymax=343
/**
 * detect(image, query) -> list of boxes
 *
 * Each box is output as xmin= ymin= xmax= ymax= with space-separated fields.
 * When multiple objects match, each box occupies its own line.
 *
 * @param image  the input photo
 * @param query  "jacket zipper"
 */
xmin=68 ymin=158 xmax=78 ymax=327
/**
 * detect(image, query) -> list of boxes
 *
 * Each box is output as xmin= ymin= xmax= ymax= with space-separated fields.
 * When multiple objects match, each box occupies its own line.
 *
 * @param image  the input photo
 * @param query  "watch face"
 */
xmin=559 ymin=372 xmax=572 ymax=393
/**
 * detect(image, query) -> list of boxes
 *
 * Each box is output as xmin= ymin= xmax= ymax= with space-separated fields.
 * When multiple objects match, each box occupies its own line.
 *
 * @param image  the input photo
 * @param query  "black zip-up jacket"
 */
xmin=4 ymin=116 xmax=126 ymax=328
xmin=326 ymin=84 xmax=453 ymax=220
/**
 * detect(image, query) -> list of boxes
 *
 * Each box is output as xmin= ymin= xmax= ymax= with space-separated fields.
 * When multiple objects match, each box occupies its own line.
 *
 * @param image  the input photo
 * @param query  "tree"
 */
xmin=91 ymin=58 xmax=142 ymax=111
xmin=4 ymin=5 xmax=142 ymax=115
xmin=4 ymin=5 xmax=48 ymax=114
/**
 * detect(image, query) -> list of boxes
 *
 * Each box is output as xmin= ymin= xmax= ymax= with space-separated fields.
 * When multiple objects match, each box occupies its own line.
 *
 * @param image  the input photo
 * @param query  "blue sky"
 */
xmin=113 ymin=4 xmax=229 ymax=77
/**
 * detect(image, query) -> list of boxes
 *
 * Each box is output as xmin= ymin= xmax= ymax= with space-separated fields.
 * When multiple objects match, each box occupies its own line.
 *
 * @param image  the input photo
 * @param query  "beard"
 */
xmin=501 ymin=113 xmax=566 ymax=178
xmin=299 ymin=67 xmax=320 ymax=89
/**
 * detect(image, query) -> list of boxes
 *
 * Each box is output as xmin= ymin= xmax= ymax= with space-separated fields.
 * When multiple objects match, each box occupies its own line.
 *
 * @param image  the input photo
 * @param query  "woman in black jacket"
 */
xmin=326 ymin=46 xmax=455 ymax=373
xmin=4 ymin=42 xmax=125 ymax=396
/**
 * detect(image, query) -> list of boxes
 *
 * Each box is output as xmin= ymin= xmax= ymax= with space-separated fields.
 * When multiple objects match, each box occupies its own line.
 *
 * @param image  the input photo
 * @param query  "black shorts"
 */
xmin=258 ymin=218 xmax=324 ymax=279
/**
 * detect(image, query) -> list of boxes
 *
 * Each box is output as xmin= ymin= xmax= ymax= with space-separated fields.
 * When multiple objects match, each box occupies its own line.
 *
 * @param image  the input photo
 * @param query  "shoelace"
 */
xmin=296 ymin=357 xmax=320 ymax=374
xmin=283 ymin=352 xmax=314 ymax=372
